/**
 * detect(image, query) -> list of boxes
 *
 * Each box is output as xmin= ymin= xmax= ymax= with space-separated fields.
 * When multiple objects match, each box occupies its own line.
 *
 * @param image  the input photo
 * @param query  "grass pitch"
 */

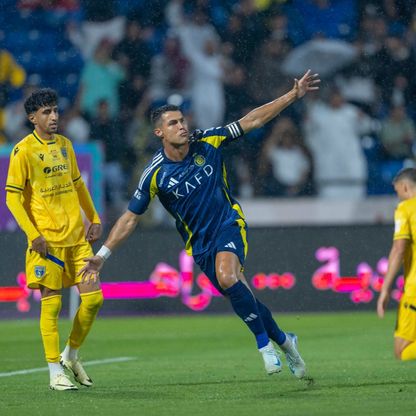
xmin=0 ymin=311 xmax=414 ymax=416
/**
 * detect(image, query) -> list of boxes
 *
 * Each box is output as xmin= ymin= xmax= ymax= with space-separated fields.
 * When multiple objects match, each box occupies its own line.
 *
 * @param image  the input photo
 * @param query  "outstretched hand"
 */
xmin=78 ymin=255 xmax=104 ymax=283
xmin=294 ymin=70 xmax=320 ymax=99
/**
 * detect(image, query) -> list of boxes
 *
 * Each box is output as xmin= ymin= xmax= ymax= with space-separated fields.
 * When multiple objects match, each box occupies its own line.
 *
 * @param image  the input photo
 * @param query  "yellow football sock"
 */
xmin=68 ymin=290 xmax=103 ymax=349
xmin=40 ymin=295 xmax=62 ymax=363
xmin=401 ymin=342 xmax=416 ymax=361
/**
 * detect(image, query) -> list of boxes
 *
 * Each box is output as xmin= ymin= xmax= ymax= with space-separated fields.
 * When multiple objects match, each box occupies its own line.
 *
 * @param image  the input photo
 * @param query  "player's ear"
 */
xmin=28 ymin=113 xmax=36 ymax=125
xmin=154 ymin=128 xmax=163 ymax=139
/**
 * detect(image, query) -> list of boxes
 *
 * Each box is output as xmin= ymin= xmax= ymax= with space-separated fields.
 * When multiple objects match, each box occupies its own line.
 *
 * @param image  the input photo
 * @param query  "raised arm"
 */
xmin=78 ymin=210 xmax=141 ymax=280
xmin=239 ymin=70 xmax=320 ymax=133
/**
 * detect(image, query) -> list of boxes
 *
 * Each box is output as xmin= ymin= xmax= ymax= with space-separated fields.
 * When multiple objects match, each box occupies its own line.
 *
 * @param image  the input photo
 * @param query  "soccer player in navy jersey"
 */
xmin=80 ymin=70 xmax=319 ymax=378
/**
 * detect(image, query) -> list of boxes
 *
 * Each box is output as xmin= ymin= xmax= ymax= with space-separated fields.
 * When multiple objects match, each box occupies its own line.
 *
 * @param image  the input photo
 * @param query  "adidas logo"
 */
xmin=224 ymin=242 xmax=236 ymax=249
xmin=244 ymin=313 xmax=258 ymax=322
xmin=167 ymin=177 xmax=179 ymax=188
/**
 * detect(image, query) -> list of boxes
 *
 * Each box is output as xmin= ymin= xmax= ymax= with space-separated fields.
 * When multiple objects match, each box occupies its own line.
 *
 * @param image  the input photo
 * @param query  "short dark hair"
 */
xmin=393 ymin=167 xmax=416 ymax=184
xmin=150 ymin=104 xmax=180 ymax=126
xmin=24 ymin=88 xmax=58 ymax=115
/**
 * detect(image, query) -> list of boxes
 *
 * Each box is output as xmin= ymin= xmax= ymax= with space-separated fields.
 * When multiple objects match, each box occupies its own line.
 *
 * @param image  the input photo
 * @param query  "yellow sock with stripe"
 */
xmin=68 ymin=290 xmax=103 ymax=349
xmin=40 ymin=295 xmax=62 ymax=363
xmin=401 ymin=342 xmax=416 ymax=361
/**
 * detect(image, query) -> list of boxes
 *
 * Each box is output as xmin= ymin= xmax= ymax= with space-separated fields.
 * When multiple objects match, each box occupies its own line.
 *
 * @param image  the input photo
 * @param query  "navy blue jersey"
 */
xmin=128 ymin=121 xmax=246 ymax=256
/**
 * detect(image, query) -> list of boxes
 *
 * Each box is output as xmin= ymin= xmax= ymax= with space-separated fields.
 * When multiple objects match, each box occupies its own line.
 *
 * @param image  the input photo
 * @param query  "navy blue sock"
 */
xmin=225 ymin=281 xmax=269 ymax=349
xmin=256 ymin=300 xmax=286 ymax=345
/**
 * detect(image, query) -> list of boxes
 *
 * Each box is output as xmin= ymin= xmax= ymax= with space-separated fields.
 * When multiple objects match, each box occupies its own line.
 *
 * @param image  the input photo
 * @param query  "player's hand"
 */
xmin=294 ymin=70 xmax=320 ymax=99
xmin=31 ymin=235 xmax=48 ymax=257
xmin=78 ymin=255 xmax=104 ymax=283
xmin=86 ymin=223 xmax=102 ymax=243
xmin=377 ymin=290 xmax=390 ymax=318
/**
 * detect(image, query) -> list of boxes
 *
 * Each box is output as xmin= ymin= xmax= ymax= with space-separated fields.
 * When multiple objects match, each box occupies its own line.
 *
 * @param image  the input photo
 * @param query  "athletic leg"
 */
xmin=60 ymin=244 xmax=103 ymax=386
xmin=40 ymin=286 xmax=77 ymax=391
xmin=216 ymin=251 xmax=281 ymax=375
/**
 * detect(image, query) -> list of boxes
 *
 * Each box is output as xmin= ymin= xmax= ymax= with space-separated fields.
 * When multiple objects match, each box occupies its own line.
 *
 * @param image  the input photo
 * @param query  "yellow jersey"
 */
xmin=394 ymin=197 xmax=416 ymax=296
xmin=6 ymin=131 xmax=88 ymax=247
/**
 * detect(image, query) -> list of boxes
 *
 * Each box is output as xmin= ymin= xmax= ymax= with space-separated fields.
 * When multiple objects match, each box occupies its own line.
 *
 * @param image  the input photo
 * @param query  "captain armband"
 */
xmin=96 ymin=245 xmax=112 ymax=261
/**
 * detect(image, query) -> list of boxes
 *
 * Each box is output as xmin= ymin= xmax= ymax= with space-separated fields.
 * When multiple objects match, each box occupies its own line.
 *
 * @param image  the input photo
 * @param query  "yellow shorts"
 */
xmin=25 ymin=242 xmax=93 ymax=290
xmin=394 ymin=295 xmax=416 ymax=342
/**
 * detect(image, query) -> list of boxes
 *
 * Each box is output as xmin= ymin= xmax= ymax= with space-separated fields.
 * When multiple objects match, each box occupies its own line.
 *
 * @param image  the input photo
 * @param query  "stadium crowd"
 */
xmin=1 ymin=0 xmax=416 ymax=217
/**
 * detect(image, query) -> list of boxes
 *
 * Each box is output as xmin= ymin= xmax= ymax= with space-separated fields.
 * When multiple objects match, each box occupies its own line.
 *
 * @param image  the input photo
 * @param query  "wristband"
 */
xmin=96 ymin=245 xmax=112 ymax=261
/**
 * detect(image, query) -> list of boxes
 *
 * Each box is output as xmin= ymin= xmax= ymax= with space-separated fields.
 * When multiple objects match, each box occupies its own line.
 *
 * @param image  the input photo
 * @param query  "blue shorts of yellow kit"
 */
xmin=395 ymin=294 xmax=416 ymax=342
xmin=25 ymin=242 xmax=93 ymax=290
xmin=193 ymin=220 xmax=248 ymax=295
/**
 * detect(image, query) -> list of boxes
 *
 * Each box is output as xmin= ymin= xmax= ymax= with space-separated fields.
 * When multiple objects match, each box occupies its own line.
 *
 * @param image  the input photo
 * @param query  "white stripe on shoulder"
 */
xmin=139 ymin=153 xmax=163 ymax=189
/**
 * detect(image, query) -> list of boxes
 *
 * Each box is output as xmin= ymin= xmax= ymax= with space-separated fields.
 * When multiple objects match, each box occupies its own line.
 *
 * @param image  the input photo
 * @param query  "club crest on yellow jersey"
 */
xmin=34 ymin=265 xmax=46 ymax=278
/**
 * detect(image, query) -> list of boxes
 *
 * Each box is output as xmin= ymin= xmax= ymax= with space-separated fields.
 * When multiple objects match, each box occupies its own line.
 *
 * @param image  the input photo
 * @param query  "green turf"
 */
xmin=0 ymin=311 xmax=414 ymax=416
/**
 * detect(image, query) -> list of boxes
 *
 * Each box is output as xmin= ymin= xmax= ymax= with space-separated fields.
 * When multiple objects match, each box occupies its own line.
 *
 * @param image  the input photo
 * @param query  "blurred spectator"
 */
xmin=78 ymin=38 xmax=125 ymax=119
xmin=3 ymin=81 xmax=37 ymax=142
xmin=258 ymin=117 xmax=314 ymax=196
xmin=61 ymin=107 xmax=91 ymax=144
xmin=373 ymin=35 xmax=416 ymax=112
xmin=304 ymin=88 xmax=371 ymax=198
xmin=90 ymin=99 xmax=132 ymax=215
xmin=166 ymin=0 xmax=220 ymax=52
xmin=113 ymin=19 xmax=152 ymax=82
xmin=149 ymin=34 xmax=190 ymax=105
xmin=380 ymin=105 xmax=416 ymax=160
xmin=248 ymin=36 xmax=291 ymax=104
xmin=0 ymin=49 xmax=26 ymax=144
xmin=68 ymin=0 xmax=125 ymax=59
xmin=224 ymin=65 xmax=253 ymax=121
xmin=229 ymin=0 xmax=268 ymax=65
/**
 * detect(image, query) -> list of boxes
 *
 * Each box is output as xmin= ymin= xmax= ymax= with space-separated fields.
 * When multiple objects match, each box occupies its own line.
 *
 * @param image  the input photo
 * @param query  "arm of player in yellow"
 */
xmin=377 ymin=238 xmax=407 ymax=318
xmin=6 ymin=191 xmax=40 ymax=242
xmin=75 ymin=179 xmax=101 ymax=224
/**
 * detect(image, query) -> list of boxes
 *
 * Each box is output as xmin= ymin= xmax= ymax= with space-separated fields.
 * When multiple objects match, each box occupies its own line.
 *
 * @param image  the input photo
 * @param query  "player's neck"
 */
xmin=163 ymin=143 xmax=190 ymax=162
xmin=34 ymin=128 xmax=54 ymax=141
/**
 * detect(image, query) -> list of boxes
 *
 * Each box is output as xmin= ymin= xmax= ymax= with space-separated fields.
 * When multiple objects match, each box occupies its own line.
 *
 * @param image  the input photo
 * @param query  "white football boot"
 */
xmin=60 ymin=357 xmax=93 ymax=387
xmin=49 ymin=372 xmax=78 ymax=391
xmin=284 ymin=333 xmax=306 ymax=379
xmin=259 ymin=341 xmax=282 ymax=375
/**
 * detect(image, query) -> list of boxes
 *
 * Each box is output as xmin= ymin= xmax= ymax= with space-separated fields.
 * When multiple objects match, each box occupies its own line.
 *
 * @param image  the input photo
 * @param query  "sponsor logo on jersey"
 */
xmin=171 ymin=164 xmax=213 ymax=199
xmin=167 ymin=177 xmax=179 ymax=188
xmin=43 ymin=164 xmax=68 ymax=174
xmin=14 ymin=147 xmax=19 ymax=156
xmin=34 ymin=265 xmax=46 ymax=278
xmin=134 ymin=189 xmax=143 ymax=200
xmin=194 ymin=154 xmax=206 ymax=167
xmin=224 ymin=242 xmax=236 ymax=249
xmin=39 ymin=153 xmax=44 ymax=161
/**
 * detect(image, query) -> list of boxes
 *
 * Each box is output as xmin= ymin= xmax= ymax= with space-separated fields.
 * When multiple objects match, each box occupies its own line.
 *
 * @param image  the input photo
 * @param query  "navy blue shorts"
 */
xmin=193 ymin=220 xmax=248 ymax=294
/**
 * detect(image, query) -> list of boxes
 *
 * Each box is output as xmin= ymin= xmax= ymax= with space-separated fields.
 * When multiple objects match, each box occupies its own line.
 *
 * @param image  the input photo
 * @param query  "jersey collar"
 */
xmin=33 ymin=130 xmax=56 ymax=145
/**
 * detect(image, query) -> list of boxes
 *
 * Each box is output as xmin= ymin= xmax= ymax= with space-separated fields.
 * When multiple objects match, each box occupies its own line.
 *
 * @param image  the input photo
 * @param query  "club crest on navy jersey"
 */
xmin=194 ymin=154 xmax=206 ymax=167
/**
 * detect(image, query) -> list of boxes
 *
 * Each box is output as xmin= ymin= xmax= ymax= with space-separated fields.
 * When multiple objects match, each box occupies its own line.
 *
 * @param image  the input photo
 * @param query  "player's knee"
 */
xmin=217 ymin=271 xmax=239 ymax=290
xmin=81 ymin=290 xmax=104 ymax=311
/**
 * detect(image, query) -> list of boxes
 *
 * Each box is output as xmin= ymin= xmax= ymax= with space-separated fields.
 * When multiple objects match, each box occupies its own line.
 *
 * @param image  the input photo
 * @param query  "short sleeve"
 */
xmin=67 ymin=140 xmax=82 ymax=186
xmin=128 ymin=159 xmax=162 ymax=215
xmin=199 ymin=121 xmax=244 ymax=149
xmin=5 ymin=145 xmax=28 ymax=192
xmin=394 ymin=203 xmax=410 ymax=240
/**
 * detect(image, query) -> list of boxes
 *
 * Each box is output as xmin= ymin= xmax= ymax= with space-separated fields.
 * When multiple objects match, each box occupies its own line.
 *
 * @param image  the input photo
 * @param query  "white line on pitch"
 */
xmin=0 ymin=356 xmax=136 ymax=378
